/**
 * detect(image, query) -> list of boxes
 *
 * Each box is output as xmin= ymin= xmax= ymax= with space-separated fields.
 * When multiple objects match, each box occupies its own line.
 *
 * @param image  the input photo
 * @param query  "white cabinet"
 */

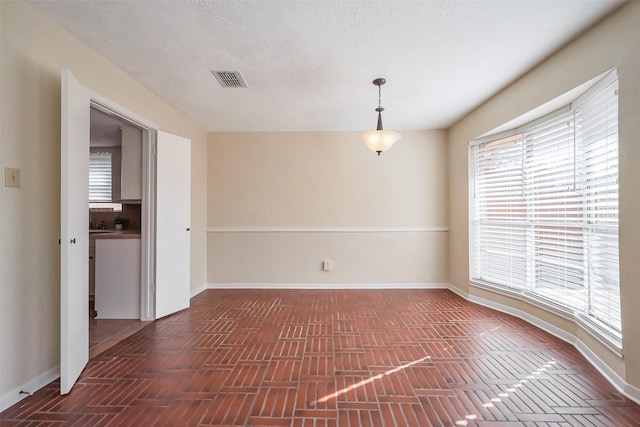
xmin=111 ymin=150 xmax=122 ymax=201
xmin=95 ymin=238 xmax=141 ymax=319
xmin=120 ymin=125 xmax=142 ymax=200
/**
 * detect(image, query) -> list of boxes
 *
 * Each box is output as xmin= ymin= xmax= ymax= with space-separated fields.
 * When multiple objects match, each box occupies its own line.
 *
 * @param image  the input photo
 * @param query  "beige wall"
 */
xmin=448 ymin=2 xmax=640 ymax=387
xmin=0 ymin=1 xmax=207 ymax=399
xmin=207 ymin=131 xmax=448 ymax=285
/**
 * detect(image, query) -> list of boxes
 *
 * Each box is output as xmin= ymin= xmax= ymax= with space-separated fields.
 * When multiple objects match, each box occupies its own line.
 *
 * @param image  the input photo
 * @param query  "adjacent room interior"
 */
xmin=88 ymin=106 xmax=148 ymax=356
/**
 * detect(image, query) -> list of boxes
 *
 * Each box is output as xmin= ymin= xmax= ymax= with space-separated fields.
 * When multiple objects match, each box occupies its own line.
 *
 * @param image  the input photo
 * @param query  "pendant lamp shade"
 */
xmin=362 ymin=78 xmax=401 ymax=155
xmin=361 ymin=129 xmax=402 ymax=155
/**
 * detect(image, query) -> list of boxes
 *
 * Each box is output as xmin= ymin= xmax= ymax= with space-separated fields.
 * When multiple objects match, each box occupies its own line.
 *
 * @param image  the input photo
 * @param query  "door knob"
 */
xmin=186 ymin=228 xmax=190 ymax=231
xmin=70 ymin=238 xmax=76 ymax=244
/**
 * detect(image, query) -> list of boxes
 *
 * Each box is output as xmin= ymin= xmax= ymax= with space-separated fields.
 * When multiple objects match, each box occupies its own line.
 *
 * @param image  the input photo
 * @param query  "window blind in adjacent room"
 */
xmin=89 ymin=152 xmax=112 ymax=202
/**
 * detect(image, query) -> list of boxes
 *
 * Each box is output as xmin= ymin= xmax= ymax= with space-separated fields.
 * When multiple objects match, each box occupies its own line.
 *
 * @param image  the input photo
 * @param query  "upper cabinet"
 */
xmin=120 ymin=124 xmax=142 ymax=200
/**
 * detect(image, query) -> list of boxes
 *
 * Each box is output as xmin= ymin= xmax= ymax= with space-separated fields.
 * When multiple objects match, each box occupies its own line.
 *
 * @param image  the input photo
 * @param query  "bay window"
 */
xmin=469 ymin=70 xmax=620 ymax=344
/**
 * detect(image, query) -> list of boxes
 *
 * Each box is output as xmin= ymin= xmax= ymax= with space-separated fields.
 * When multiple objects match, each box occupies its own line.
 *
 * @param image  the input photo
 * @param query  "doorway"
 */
xmin=88 ymin=106 xmax=149 ymax=357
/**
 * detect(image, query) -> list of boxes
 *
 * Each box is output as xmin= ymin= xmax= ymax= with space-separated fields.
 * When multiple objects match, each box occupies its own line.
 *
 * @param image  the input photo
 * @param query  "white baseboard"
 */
xmin=0 ymin=365 xmax=59 ymax=413
xmin=448 ymin=283 xmax=640 ymax=405
xmin=624 ymin=382 xmax=640 ymax=404
xmin=203 ymin=282 xmax=450 ymax=290
xmin=190 ymin=283 xmax=208 ymax=298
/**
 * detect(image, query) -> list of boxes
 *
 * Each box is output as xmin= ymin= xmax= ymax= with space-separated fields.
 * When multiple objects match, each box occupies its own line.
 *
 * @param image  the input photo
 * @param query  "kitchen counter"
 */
xmin=89 ymin=230 xmax=141 ymax=240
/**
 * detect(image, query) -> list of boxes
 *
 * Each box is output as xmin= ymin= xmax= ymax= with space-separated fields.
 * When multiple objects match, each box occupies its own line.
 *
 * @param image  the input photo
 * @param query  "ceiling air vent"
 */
xmin=211 ymin=70 xmax=247 ymax=88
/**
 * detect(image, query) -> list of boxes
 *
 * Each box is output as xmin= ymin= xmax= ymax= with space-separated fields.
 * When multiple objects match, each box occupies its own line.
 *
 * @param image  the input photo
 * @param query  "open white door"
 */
xmin=60 ymin=69 xmax=90 ymax=394
xmin=155 ymin=131 xmax=191 ymax=318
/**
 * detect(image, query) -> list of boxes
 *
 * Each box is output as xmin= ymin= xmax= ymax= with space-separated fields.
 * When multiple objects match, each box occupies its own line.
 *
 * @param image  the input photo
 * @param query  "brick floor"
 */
xmin=2 ymin=289 xmax=640 ymax=426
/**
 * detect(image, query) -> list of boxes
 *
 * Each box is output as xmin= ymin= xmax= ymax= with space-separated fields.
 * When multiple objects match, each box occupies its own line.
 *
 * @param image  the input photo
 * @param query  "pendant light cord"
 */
xmin=375 ymin=82 xmax=385 ymax=131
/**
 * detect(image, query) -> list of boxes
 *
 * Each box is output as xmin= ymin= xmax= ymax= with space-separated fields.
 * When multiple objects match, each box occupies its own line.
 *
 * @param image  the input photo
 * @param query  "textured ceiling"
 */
xmin=27 ymin=0 xmax=623 ymax=132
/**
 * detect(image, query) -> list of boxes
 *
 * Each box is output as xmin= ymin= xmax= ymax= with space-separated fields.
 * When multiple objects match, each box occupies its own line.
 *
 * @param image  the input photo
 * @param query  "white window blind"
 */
xmin=89 ymin=152 xmax=112 ymax=201
xmin=471 ymin=133 xmax=527 ymax=290
xmin=470 ymin=72 xmax=620 ymax=342
xmin=575 ymin=77 xmax=620 ymax=333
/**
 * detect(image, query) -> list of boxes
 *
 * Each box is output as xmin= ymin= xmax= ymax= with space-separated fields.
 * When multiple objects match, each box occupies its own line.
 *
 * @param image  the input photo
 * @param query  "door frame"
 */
xmin=90 ymin=94 xmax=157 ymax=321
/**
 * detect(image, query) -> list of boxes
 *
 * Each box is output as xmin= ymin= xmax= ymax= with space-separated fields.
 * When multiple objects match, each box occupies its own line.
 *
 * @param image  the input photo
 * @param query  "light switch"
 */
xmin=5 ymin=167 xmax=20 ymax=188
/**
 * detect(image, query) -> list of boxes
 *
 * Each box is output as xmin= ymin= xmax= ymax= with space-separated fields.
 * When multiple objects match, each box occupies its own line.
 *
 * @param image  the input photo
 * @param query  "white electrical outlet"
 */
xmin=5 ymin=167 xmax=20 ymax=188
xmin=323 ymin=260 xmax=332 ymax=271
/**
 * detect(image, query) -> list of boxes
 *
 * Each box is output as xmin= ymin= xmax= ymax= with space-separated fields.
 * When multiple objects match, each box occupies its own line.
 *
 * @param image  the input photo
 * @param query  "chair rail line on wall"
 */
xmin=206 ymin=226 xmax=449 ymax=233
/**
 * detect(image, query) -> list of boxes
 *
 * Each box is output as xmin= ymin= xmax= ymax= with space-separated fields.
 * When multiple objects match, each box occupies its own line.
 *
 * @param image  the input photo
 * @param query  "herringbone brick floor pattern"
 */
xmin=3 ymin=289 xmax=640 ymax=426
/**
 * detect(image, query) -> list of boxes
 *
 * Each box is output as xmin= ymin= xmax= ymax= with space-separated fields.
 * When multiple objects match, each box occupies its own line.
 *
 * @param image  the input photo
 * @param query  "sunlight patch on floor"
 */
xmin=455 ymin=360 xmax=557 ymax=425
xmin=315 ymin=355 xmax=433 ymax=404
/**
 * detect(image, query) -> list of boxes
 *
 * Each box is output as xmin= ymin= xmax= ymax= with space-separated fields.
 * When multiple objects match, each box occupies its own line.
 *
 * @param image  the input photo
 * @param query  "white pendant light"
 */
xmin=361 ymin=78 xmax=401 ymax=155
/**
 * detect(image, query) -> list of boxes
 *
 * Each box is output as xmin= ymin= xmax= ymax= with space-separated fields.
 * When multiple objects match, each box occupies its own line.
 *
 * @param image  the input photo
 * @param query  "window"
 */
xmin=469 ymin=71 xmax=620 ymax=344
xmin=89 ymin=152 xmax=112 ymax=201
